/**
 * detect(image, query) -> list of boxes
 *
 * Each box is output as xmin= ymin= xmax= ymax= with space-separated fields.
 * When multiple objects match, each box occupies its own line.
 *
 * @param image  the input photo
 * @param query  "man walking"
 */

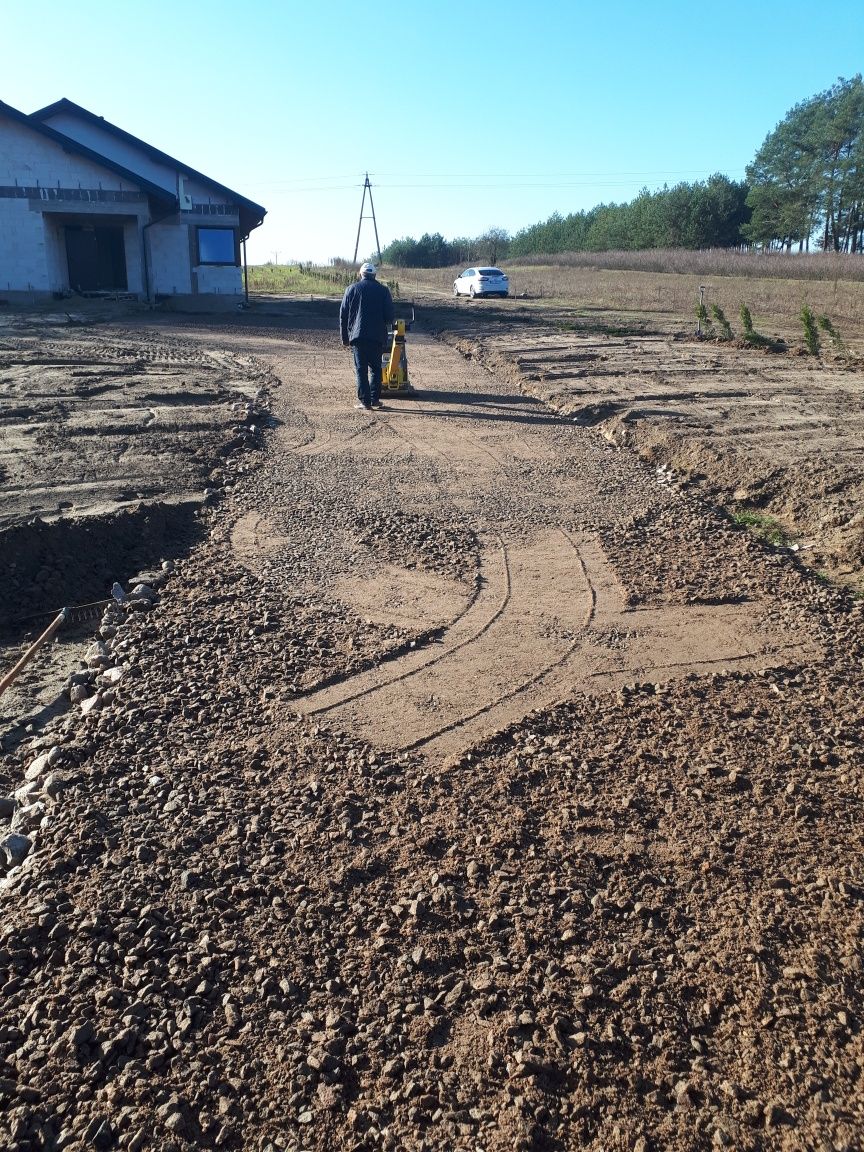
xmin=340 ymin=262 xmax=395 ymax=411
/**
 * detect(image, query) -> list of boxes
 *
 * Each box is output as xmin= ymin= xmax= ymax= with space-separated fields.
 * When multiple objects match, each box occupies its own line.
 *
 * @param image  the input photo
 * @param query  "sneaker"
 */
xmin=354 ymin=402 xmax=371 ymax=410
xmin=371 ymin=401 xmax=384 ymax=410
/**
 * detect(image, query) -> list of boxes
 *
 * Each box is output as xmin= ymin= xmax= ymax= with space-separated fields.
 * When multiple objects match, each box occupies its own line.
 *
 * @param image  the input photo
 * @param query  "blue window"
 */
xmin=197 ymin=227 xmax=236 ymax=265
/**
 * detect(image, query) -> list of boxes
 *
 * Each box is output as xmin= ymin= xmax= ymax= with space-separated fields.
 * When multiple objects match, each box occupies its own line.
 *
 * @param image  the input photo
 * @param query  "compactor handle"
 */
xmin=389 ymin=304 xmax=415 ymax=336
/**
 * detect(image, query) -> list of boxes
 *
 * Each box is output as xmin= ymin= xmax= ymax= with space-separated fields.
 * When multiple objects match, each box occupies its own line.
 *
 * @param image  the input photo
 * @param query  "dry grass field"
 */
xmin=396 ymin=260 xmax=864 ymax=340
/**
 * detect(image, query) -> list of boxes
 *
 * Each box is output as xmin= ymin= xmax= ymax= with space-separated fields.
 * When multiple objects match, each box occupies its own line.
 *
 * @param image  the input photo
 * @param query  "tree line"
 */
xmin=379 ymin=76 xmax=863 ymax=266
xmin=381 ymin=228 xmax=510 ymax=269
xmin=744 ymin=76 xmax=863 ymax=252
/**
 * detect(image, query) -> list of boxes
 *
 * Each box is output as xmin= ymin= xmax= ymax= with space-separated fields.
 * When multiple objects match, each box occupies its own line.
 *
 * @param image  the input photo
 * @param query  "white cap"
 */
xmin=359 ymin=262 xmax=377 ymax=277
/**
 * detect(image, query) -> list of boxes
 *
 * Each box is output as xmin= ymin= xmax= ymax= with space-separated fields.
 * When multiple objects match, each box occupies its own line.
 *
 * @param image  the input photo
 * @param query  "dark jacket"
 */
xmin=340 ymin=276 xmax=395 ymax=346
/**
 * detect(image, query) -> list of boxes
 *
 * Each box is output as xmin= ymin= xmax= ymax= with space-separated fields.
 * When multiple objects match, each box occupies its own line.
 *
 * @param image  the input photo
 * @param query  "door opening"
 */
xmin=64 ymin=225 xmax=128 ymax=292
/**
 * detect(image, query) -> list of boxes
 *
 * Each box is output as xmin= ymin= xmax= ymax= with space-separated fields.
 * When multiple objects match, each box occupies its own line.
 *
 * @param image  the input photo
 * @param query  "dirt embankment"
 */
xmin=0 ymin=307 xmax=274 ymax=738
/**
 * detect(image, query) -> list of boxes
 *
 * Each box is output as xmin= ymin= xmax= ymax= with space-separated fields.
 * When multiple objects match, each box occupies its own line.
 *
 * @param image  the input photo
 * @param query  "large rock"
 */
xmin=14 ymin=780 xmax=42 ymax=805
xmin=11 ymin=802 xmax=45 ymax=834
xmin=130 ymin=583 xmax=156 ymax=602
xmin=24 ymin=747 xmax=60 ymax=782
xmin=43 ymin=773 xmax=75 ymax=801
xmin=1 ymin=833 xmax=32 ymax=866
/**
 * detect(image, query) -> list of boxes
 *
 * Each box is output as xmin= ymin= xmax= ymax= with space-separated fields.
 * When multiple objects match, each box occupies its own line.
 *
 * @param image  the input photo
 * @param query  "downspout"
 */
xmin=239 ymin=212 xmax=265 ymax=304
xmin=141 ymin=219 xmax=152 ymax=302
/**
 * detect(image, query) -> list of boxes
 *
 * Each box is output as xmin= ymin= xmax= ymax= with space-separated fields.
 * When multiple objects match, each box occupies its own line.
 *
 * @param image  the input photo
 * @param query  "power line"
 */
xmin=371 ymin=168 xmax=744 ymax=179
xmin=248 ymin=177 xmax=747 ymax=196
xmin=244 ymin=172 xmax=364 ymax=185
xmin=243 ymin=168 xmax=747 ymax=192
xmin=247 ymin=167 xmax=743 ymax=183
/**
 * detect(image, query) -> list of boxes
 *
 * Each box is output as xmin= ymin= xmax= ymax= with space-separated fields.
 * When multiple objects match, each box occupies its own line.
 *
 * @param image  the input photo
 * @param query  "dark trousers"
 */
xmin=352 ymin=340 xmax=383 ymax=407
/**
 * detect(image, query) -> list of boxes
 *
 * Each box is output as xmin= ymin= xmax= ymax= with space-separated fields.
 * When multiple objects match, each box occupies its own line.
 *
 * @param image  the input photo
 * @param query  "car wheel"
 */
xmin=453 ymin=284 xmax=459 ymax=296
xmin=469 ymin=285 xmax=475 ymax=298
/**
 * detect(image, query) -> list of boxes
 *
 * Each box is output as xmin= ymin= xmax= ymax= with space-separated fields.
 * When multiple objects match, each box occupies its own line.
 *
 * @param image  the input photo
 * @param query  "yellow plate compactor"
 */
xmin=380 ymin=307 xmax=416 ymax=397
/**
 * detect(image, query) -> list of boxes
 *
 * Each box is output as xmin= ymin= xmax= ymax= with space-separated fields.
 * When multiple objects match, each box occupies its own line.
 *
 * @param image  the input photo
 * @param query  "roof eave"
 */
xmin=0 ymin=98 xmax=177 ymax=208
xmin=31 ymin=98 xmax=265 ymax=224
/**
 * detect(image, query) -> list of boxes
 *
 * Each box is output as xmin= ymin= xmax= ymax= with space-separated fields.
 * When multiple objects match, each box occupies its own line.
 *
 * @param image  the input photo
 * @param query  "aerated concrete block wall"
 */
xmin=42 ymin=214 xmax=68 ymax=291
xmin=0 ymin=200 xmax=52 ymax=292
xmin=148 ymin=223 xmax=193 ymax=295
xmin=196 ymin=264 xmax=243 ymax=295
xmin=1 ymin=112 xmax=253 ymax=305
xmin=124 ymin=223 xmax=145 ymax=296
xmin=1 ymin=118 xmax=135 ymax=192
xmin=0 ymin=117 xmax=146 ymax=297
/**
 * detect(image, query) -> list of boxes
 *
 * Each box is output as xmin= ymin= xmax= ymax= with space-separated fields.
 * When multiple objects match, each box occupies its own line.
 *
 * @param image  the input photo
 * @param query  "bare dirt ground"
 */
xmin=0 ymin=298 xmax=862 ymax=1152
xmin=0 ymin=305 xmax=271 ymax=528
xmin=0 ymin=303 xmax=274 ymax=735
xmin=401 ymin=267 xmax=864 ymax=591
xmin=457 ymin=322 xmax=864 ymax=582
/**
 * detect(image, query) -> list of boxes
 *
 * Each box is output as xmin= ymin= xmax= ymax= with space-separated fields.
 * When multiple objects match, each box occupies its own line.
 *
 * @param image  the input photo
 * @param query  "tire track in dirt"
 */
xmin=243 ymin=328 xmax=821 ymax=763
xmin=297 ymin=531 xmax=510 ymax=716
xmin=296 ymin=526 xmax=812 ymax=760
xmin=387 ymin=530 xmax=593 ymax=756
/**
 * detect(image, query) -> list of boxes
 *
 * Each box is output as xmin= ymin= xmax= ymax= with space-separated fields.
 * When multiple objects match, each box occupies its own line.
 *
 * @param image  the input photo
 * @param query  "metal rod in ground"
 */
xmin=0 ymin=609 xmax=69 ymax=698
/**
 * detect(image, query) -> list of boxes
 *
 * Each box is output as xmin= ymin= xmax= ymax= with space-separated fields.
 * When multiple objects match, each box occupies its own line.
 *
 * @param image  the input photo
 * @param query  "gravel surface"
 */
xmin=430 ymin=306 xmax=864 ymax=590
xmin=0 ymin=304 xmax=862 ymax=1151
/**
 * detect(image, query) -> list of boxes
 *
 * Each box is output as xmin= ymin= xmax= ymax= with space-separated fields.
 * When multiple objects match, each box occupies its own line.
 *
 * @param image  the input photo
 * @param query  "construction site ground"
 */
xmin=0 ymin=295 xmax=862 ymax=1152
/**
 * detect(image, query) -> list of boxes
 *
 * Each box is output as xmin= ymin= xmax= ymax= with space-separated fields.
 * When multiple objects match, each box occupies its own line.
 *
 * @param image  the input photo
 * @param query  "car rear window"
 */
xmin=478 ymin=268 xmax=504 ymax=276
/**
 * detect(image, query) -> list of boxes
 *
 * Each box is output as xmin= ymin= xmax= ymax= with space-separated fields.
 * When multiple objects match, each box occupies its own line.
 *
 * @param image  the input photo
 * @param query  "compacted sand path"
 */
xmin=270 ymin=334 xmax=814 ymax=760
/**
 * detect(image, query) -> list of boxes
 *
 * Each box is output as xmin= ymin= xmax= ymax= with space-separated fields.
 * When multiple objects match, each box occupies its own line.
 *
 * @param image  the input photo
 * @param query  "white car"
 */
xmin=453 ymin=267 xmax=510 ymax=298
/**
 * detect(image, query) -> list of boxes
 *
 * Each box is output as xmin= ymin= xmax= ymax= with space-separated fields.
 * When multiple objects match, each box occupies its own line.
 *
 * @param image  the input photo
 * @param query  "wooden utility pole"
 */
xmin=353 ymin=173 xmax=382 ymax=265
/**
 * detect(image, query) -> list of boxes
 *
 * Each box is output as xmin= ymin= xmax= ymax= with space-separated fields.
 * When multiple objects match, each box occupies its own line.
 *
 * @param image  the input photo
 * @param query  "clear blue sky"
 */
xmin=4 ymin=1 xmax=862 ymax=264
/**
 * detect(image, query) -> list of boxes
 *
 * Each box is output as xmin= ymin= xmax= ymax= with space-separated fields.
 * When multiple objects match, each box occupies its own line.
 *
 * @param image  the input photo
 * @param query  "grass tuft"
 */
xmin=732 ymin=509 xmax=791 ymax=547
